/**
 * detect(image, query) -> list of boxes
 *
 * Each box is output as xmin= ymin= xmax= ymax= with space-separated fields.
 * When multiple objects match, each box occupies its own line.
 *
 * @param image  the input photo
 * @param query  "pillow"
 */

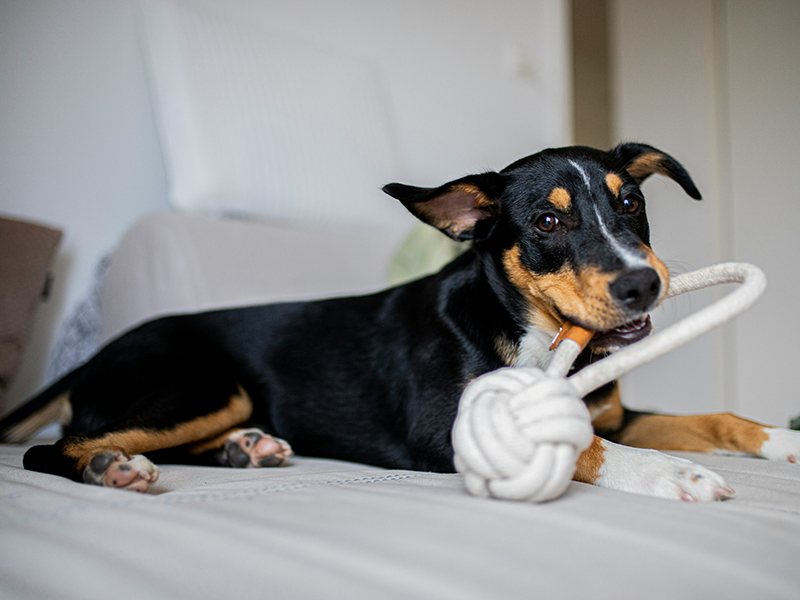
xmin=99 ymin=213 xmax=409 ymax=342
xmin=0 ymin=216 xmax=62 ymax=413
xmin=136 ymin=0 xmax=409 ymax=230
xmin=388 ymin=223 xmax=468 ymax=286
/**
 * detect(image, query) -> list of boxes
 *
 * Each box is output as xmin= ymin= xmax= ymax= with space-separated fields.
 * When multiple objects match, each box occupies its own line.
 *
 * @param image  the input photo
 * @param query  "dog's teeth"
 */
xmin=613 ymin=317 xmax=646 ymax=334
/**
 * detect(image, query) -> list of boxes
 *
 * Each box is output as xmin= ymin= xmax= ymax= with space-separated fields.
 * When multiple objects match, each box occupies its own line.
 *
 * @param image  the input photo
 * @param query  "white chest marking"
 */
xmin=514 ymin=326 xmax=555 ymax=369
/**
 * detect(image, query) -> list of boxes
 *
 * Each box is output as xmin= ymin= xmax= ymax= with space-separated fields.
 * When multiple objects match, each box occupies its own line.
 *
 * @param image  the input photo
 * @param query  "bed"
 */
xmin=2 ymin=213 xmax=799 ymax=600
xmin=2 ymin=442 xmax=800 ymax=599
xmin=3 ymin=1 xmax=798 ymax=595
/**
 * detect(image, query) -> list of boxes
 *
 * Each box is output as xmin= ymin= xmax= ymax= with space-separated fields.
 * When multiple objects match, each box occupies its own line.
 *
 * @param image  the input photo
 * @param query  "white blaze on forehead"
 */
xmin=567 ymin=158 xmax=647 ymax=267
xmin=568 ymin=159 xmax=591 ymax=190
xmin=593 ymin=205 xmax=648 ymax=267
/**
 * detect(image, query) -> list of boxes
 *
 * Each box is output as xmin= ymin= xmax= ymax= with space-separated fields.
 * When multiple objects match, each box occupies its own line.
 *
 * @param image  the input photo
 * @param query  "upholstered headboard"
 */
xmin=136 ymin=0 xmax=409 ymax=230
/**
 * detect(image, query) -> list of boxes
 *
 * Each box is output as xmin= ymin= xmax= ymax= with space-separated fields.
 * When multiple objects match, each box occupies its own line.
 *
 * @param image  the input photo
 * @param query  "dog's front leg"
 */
xmin=573 ymin=436 xmax=734 ymax=502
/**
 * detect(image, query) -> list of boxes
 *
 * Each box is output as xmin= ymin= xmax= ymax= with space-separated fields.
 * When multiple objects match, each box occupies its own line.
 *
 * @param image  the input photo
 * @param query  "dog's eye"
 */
xmin=622 ymin=197 xmax=640 ymax=213
xmin=535 ymin=214 xmax=559 ymax=233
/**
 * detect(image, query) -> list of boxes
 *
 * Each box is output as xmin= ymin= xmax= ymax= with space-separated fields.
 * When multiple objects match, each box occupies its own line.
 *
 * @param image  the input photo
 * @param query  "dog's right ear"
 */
xmin=383 ymin=172 xmax=506 ymax=241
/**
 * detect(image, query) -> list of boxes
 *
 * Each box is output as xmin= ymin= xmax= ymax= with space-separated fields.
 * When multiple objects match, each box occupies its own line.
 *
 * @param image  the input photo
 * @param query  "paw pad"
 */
xmin=222 ymin=429 xmax=293 ymax=468
xmin=83 ymin=452 xmax=159 ymax=492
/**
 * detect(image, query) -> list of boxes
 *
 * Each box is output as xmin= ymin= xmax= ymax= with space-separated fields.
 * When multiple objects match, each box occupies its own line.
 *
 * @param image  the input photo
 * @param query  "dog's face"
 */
xmin=384 ymin=143 xmax=701 ymax=350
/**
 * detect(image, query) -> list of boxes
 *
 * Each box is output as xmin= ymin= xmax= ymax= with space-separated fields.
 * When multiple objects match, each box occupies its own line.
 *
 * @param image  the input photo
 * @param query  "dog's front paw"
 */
xmin=83 ymin=452 xmax=159 ymax=492
xmin=222 ymin=428 xmax=293 ymax=468
xmin=759 ymin=428 xmax=800 ymax=463
xmin=597 ymin=443 xmax=734 ymax=502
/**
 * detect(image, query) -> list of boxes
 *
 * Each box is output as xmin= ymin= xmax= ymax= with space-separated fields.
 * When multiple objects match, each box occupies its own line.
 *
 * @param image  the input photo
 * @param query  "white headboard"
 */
xmin=136 ymin=0 xmax=409 ymax=230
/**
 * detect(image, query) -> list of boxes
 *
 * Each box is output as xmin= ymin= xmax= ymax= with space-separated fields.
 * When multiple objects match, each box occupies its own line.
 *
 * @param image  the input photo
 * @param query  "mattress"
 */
xmin=2 ymin=440 xmax=799 ymax=600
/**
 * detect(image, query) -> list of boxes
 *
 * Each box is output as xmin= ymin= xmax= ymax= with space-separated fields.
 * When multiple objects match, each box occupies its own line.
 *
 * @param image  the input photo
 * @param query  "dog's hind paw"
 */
xmin=597 ymin=443 xmax=734 ymax=502
xmin=759 ymin=428 xmax=800 ymax=463
xmin=83 ymin=452 xmax=159 ymax=492
xmin=221 ymin=428 xmax=294 ymax=468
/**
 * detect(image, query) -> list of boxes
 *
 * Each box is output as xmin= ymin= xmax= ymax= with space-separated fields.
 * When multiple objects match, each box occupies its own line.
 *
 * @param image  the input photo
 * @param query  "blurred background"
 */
xmin=0 ymin=0 xmax=797 ymax=427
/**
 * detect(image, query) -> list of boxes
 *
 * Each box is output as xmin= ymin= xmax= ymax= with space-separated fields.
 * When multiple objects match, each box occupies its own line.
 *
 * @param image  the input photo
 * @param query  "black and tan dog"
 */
xmin=2 ymin=143 xmax=798 ymax=499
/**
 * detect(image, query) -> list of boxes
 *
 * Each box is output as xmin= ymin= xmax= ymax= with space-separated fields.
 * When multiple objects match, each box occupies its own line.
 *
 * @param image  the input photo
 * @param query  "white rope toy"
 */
xmin=452 ymin=262 xmax=767 ymax=502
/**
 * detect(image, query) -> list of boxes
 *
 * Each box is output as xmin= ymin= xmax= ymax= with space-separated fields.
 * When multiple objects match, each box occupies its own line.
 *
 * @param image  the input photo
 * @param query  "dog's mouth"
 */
xmin=589 ymin=315 xmax=652 ymax=350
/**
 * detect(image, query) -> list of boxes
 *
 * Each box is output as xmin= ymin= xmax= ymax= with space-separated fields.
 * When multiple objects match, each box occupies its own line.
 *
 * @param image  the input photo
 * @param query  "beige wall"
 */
xmin=610 ymin=0 xmax=800 ymax=426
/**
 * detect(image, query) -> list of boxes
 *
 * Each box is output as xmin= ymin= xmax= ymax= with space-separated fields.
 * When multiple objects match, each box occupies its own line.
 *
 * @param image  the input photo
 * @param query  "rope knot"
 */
xmin=452 ymin=367 xmax=593 ymax=502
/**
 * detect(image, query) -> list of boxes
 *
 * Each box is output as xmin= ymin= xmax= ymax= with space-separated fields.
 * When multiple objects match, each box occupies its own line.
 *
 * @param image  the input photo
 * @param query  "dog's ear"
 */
xmin=611 ymin=142 xmax=702 ymax=200
xmin=383 ymin=172 xmax=506 ymax=241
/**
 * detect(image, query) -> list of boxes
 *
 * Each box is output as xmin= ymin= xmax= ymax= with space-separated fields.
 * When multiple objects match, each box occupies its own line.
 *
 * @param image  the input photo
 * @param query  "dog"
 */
xmin=2 ymin=142 xmax=798 ymax=500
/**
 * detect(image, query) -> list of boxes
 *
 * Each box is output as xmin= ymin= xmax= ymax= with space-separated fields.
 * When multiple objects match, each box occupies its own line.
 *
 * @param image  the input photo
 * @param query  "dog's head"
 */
xmin=384 ymin=143 xmax=701 ymax=351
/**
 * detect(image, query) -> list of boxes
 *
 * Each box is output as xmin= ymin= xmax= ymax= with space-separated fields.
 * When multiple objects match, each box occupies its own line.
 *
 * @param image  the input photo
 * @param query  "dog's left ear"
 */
xmin=611 ymin=142 xmax=702 ymax=200
xmin=383 ymin=172 xmax=506 ymax=241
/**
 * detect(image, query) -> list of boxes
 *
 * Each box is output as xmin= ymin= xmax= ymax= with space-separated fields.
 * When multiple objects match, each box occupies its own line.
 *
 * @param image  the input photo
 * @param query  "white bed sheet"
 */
xmin=2 ymin=441 xmax=799 ymax=600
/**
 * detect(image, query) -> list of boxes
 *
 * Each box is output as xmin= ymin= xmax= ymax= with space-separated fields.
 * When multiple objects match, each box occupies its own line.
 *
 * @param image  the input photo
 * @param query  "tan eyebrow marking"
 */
xmin=547 ymin=187 xmax=571 ymax=211
xmin=605 ymin=173 xmax=623 ymax=196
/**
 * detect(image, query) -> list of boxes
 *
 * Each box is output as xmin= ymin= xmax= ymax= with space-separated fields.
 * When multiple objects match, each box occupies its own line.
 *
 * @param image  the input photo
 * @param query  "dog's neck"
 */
xmin=439 ymin=247 xmax=560 ymax=371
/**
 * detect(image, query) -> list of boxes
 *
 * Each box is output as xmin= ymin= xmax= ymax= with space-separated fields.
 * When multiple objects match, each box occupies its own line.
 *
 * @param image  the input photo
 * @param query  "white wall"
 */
xmin=610 ymin=0 xmax=800 ymax=426
xmin=0 ymin=0 xmax=571 ymax=412
xmin=724 ymin=0 xmax=800 ymax=425
xmin=0 ymin=0 xmax=170 ymax=410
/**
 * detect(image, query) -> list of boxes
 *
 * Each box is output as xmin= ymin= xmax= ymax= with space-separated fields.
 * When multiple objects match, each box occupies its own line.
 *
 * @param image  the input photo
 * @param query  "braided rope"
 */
xmin=452 ymin=263 xmax=767 ymax=503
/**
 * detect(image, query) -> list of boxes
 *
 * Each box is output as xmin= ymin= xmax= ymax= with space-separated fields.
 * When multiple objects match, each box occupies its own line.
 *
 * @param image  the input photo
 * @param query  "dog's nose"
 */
xmin=610 ymin=268 xmax=661 ymax=313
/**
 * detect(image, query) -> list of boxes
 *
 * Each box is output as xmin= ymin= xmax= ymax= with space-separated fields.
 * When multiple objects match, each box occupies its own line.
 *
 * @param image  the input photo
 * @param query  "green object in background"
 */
xmin=790 ymin=414 xmax=800 ymax=431
xmin=388 ymin=223 xmax=469 ymax=286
